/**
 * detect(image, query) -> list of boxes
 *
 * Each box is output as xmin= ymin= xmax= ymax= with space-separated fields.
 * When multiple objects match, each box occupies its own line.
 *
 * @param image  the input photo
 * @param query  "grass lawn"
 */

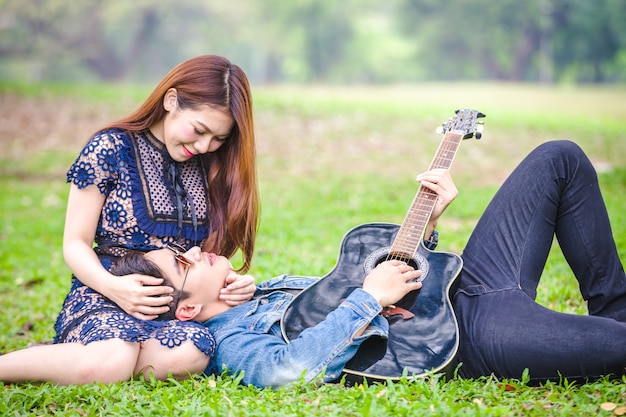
xmin=0 ymin=82 xmax=625 ymax=416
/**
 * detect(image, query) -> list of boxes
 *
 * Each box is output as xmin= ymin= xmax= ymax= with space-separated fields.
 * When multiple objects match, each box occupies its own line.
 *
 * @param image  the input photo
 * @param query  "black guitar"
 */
xmin=280 ymin=109 xmax=485 ymax=384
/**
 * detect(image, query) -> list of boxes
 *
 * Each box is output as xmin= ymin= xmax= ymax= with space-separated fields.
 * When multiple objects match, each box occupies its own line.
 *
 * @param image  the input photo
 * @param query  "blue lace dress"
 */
xmin=53 ymin=128 xmax=215 ymax=358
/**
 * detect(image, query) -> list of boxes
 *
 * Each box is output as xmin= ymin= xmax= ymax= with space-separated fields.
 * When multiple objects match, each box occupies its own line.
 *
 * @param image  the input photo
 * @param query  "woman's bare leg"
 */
xmin=0 ymin=339 xmax=140 ymax=385
xmin=134 ymin=339 xmax=210 ymax=380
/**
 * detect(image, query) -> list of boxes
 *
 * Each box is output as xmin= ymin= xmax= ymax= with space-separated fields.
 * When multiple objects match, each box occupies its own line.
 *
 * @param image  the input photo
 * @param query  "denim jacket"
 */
xmin=203 ymin=274 xmax=388 ymax=388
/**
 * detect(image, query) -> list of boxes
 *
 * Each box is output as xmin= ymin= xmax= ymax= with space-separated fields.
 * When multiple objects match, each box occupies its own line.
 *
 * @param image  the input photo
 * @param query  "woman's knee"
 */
xmin=73 ymin=340 xmax=140 ymax=384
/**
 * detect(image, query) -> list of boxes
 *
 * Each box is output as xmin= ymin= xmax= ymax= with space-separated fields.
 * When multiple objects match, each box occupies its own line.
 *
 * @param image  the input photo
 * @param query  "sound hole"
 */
xmin=364 ymin=247 xmax=429 ymax=283
xmin=361 ymin=246 xmax=430 ymax=317
xmin=386 ymin=252 xmax=420 ymax=277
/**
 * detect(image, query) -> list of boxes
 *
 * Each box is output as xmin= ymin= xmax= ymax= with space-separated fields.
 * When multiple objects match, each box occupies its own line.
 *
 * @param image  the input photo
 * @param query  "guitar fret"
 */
xmin=281 ymin=109 xmax=483 ymax=383
xmin=390 ymin=131 xmax=464 ymax=256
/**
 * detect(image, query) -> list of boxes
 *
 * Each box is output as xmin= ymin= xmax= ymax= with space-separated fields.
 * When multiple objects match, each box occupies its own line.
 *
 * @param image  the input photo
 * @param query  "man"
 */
xmin=113 ymin=244 xmax=423 ymax=388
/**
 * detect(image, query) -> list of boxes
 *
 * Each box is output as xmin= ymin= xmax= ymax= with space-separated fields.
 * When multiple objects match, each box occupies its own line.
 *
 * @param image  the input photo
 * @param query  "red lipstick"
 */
xmin=182 ymin=146 xmax=194 ymax=158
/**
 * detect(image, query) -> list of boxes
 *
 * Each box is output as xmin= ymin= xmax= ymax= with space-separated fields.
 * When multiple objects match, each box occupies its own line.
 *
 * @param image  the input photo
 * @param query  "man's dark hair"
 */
xmin=110 ymin=250 xmax=180 ymax=321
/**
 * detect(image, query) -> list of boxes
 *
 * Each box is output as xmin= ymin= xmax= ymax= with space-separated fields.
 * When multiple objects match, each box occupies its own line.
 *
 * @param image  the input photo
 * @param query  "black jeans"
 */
xmin=454 ymin=140 xmax=626 ymax=381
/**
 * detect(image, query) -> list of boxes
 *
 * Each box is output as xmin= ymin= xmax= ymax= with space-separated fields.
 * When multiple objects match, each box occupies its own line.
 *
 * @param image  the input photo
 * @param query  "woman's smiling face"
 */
xmin=155 ymin=88 xmax=234 ymax=162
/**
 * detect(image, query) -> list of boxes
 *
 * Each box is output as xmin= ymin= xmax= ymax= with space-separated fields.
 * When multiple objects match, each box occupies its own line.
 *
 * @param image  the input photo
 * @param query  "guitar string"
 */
xmin=386 ymin=133 xmax=462 ymax=263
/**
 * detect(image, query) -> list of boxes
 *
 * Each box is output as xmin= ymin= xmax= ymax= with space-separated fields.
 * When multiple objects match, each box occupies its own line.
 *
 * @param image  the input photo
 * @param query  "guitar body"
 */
xmin=280 ymin=109 xmax=484 ymax=384
xmin=281 ymin=222 xmax=462 ymax=384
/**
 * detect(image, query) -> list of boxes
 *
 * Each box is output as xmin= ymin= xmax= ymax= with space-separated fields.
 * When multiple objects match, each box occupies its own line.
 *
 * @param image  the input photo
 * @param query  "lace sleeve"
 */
xmin=66 ymin=130 xmax=127 ymax=195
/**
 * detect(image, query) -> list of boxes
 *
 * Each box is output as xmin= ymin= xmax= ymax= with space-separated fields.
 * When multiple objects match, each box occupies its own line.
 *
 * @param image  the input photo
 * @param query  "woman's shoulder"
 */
xmin=90 ymin=128 xmax=132 ymax=145
xmin=75 ymin=128 xmax=135 ymax=158
xmin=67 ymin=128 xmax=136 ymax=188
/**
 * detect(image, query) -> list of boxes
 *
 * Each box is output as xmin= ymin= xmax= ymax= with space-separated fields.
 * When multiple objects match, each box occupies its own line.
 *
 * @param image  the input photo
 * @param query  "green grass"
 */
xmin=1 ymin=374 xmax=624 ymax=416
xmin=1 ymin=83 xmax=625 ymax=416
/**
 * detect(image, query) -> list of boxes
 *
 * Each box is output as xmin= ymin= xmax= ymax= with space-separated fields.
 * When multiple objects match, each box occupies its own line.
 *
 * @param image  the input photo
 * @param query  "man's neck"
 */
xmin=196 ymin=300 xmax=233 ymax=322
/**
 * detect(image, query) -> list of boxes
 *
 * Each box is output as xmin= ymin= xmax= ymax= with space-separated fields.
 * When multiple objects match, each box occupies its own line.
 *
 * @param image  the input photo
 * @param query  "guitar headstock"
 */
xmin=437 ymin=109 xmax=486 ymax=139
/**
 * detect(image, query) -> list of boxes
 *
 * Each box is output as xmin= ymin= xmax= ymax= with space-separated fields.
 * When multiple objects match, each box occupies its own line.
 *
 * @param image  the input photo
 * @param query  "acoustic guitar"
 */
xmin=280 ymin=109 xmax=485 ymax=384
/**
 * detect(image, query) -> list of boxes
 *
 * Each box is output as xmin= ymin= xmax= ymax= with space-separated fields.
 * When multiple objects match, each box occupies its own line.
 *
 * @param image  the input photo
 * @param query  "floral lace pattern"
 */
xmin=54 ymin=283 xmax=215 ymax=356
xmin=55 ymin=129 xmax=216 ymax=358
xmin=65 ymin=129 xmax=210 ymax=249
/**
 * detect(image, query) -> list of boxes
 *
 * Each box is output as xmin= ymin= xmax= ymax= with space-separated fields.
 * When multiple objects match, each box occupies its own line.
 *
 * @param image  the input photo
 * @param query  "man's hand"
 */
xmin=362 ymin=260 xmax=422 ymax=307
xmin=416 ymin=169 xmax=458 ymax=235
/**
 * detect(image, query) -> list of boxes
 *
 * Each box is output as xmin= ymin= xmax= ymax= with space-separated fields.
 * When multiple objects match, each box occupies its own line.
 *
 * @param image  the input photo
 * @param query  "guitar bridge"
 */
xmin=380 ymin=305 xmax=415 ymax=320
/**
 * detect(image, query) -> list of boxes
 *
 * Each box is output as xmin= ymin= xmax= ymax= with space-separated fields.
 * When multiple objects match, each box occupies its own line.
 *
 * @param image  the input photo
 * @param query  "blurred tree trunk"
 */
xmin=0 ymin=0 xmax=161 ymax=81
xmin=78 ymin=5 xmax=159 ymax=80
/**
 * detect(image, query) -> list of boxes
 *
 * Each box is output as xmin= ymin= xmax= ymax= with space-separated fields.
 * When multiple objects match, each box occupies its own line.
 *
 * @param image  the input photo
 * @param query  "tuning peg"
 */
xmin=475 ymin=123 xmax=484 ymax=139
xmin=436 ymin=125 xmax=445 ymax=134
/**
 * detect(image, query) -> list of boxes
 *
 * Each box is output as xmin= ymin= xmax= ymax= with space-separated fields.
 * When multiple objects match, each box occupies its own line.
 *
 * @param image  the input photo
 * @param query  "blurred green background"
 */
xmin=1 ymin=0 xmax=625 ymax=85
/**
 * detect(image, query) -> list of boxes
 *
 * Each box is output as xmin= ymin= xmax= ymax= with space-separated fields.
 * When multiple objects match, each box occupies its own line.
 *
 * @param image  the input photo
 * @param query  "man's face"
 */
xmin=146 ymin=246 xmax=234 ymax=306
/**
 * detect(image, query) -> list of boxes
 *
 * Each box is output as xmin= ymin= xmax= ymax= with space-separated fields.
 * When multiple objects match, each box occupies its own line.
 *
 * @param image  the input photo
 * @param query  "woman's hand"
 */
xmin=220 ymin=272 xmax=256 ymax=305
xmin=107 ymin=274 xmax=174 ymax=320
xmin=416 ymin=168 xmax=458 ymax=234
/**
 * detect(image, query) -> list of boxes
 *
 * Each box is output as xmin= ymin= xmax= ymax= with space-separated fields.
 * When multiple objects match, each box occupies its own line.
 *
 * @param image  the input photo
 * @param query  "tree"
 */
xmin=1 ymin=1 xmax=163 ymax=80
xmin=395 ymin=0 xmax=626 ymax=82
xmin=0 ymin=0 xmax=624 ymax=83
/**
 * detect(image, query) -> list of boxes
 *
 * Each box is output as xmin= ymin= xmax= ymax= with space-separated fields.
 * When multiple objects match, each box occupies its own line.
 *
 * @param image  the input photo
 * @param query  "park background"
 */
xmin=1 ymin=0 xmax=625 ymax=84
xmin=1 ymin=1 xmax=625 ymax=416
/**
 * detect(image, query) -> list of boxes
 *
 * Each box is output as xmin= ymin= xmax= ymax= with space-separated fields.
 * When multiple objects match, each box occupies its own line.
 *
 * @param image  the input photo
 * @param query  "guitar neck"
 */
xmin=389 ymin=132 xmax=464 ymax=256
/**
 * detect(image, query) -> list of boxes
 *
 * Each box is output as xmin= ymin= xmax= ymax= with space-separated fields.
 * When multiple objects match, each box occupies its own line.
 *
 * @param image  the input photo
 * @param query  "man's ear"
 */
xmin=175 ymin=303 xmax=201 ymax=321
xmin=163 ymin=88 xmax=178 ymax=111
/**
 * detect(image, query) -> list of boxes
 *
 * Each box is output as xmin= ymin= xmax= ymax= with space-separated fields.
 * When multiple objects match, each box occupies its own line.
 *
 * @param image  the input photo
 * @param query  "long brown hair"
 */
xmin=101 ymin=55 xmax=259 ymax=272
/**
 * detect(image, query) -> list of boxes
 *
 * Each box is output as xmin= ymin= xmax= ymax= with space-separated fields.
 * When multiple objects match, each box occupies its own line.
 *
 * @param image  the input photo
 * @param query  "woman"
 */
xmin=0 ymin=55 xmax=258 ymax=385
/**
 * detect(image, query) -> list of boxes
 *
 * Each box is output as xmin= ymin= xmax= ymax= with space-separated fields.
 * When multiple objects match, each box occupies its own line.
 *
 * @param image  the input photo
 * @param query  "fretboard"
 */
xmin=389 ymin=132 xmax=463 ymax=257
